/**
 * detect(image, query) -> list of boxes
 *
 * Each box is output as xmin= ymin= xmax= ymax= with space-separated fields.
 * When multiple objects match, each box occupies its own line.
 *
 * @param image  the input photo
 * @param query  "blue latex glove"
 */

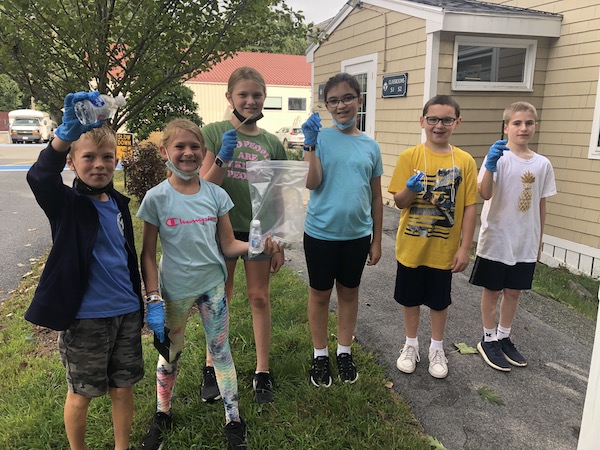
xmin=301 ymin=113 xmax=322 ymax=146
xmin=406 ymin=173 xmax=425 ymax=193
xmin=218 ymin=129 xmax=238 ymax=162
xmin=146 ymin=301 xmax=165 ymax=343
xmin=54 ymin=91 xmax=104 ymax=142
xmin=485 ymin=139 xmax=509 ymax=173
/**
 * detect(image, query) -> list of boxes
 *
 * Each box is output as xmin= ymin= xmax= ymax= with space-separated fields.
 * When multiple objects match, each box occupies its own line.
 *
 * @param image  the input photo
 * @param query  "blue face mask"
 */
xmin=333 ymin=116 xmax=356 ymax=131
xmin=165 ymin=159 xmax=199 ymax=181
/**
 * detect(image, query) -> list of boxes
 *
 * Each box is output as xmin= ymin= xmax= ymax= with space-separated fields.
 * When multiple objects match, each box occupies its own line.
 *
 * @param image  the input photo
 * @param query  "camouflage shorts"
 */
xmin=58 ymin=310 xmax=144 ymax=398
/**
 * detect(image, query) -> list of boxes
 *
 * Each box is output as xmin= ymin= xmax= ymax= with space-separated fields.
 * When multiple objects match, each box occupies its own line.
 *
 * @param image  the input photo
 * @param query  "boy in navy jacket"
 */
xmin=26 ymin=91 xmax=143 ymax=450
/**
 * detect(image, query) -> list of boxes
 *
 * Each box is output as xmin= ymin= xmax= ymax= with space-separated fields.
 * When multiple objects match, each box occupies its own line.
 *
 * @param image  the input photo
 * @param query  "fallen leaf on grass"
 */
xmin=384 ymin=380 xmax=394 ymax=389
xmin=453 ymin=342 xmax=477 ymax=354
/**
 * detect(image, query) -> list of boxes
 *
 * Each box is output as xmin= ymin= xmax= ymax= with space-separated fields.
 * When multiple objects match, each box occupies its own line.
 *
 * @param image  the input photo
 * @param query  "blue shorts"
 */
xmin=58 ymin=310 xmax=144 ymax=398
xmin=394 ymin=263 xmax=452 ymax=311
xmin=303 ymin=233 xmax=371 ymax=291
xmin=469 ymin=256 xmax=536 ymax=291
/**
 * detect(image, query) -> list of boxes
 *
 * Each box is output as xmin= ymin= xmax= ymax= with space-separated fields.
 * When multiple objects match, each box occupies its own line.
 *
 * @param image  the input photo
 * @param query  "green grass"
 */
xmin=532 ymin=263 xmax=599 ymax=319
xmin=0 ymin=172 xmax=431 ymax=449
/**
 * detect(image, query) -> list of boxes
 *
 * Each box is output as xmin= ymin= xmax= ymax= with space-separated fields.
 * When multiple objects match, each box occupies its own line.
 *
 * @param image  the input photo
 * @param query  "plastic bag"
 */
xmin=246 ymin=160 xmax=309 ymax=246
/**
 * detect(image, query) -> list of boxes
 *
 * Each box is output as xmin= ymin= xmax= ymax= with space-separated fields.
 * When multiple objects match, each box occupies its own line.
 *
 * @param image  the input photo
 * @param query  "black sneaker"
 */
xmin=309 ymin=356 xmax=332 ymax=387
xmin=141 ymin=411 xmax=172 ymax=450
xmin=201 ymin=365 xmax=221 ymax=403
xmin=225 ymin=417 xmax=248 ymax=449
xmin=477 ymin=339 xmax=511 ymax=372
xmin=499 ymin=337 xmax=527 ymax=367
xmin=252 ymin=372 xmax=275 ymax=404
xmin=336 ymin=353 xmax=359 ymax=383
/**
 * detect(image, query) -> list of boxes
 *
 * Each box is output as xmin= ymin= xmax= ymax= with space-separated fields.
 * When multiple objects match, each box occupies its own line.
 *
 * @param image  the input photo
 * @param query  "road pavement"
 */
xmin=284 ymin=205 xmax=594 ymax=450
xmin=0 ymin=144 xmax=74 ymax=301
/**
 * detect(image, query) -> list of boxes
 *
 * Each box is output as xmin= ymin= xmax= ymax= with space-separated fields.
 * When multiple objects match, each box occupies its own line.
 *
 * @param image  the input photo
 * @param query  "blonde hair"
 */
xmin=227 ymin=67 xmax=267 ymax=96
xmin=503 ymin=101 xmax=538 ymax=122
xmin=161 ymin=118 xmax=204 ymax=149
xmin=70 ymin=125 xmax=117 ymax=156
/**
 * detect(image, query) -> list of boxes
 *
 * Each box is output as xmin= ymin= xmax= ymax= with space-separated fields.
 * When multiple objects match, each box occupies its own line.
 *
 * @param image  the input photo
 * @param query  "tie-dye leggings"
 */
xmin=156 ymin=282 xmax=239 ymax=424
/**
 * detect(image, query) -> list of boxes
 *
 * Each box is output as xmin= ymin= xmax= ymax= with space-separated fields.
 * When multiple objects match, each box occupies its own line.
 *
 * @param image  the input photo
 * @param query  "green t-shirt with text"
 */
xmin=202 ymin=120 xmax=287 ymax=232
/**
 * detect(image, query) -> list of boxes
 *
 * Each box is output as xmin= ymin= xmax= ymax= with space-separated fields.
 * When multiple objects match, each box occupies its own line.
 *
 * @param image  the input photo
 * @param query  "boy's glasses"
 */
xmin=326 ymin=95 xmax=357 ymax=107
xmin=425 ymin=116 xmax=457 ymax=126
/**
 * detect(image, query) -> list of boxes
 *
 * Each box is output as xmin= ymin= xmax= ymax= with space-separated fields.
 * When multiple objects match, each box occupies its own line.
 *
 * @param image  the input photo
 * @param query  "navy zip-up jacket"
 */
xmin=25 ymin=143 xmax=143 ymax=331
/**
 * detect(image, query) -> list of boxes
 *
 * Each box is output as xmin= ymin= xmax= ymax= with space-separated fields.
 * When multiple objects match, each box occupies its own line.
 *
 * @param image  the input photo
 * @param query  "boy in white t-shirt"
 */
xmin=469 ymin=102 xmax=556 ymax=372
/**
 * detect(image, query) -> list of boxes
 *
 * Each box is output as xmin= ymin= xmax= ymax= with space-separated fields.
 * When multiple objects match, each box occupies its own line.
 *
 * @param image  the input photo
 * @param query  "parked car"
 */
xmin=275 ymin=126 xmax=304 ymax=149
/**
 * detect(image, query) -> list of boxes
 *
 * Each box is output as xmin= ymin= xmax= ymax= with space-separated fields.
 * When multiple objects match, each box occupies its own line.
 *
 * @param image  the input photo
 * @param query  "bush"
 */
xmin=121 ymin=142 xmax=167 ymax=202
xmin=285 ymin=147 xmax=303 ymax=161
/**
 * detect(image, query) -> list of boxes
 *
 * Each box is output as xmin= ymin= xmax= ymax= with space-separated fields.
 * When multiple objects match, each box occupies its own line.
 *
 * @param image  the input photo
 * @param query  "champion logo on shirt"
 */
xmin=165 ymin=216 xmax=217 ymax=227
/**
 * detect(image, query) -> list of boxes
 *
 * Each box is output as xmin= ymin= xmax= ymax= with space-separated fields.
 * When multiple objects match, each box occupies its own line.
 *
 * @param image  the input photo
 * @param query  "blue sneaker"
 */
xmin=477 ymin=339 xmax=511 ymax=372
xmin=499 ymin=337 xmax=527 ymax=367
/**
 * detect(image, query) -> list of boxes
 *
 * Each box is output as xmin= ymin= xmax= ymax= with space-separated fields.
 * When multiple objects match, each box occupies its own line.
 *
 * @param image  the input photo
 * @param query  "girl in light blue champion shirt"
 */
xmin=301 ymin=72 xmax=384 ymax=388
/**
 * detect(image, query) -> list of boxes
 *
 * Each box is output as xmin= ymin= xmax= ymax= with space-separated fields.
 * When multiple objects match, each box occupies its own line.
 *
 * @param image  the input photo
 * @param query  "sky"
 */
xmin=285 ymin=0 xmax=348 ymax=25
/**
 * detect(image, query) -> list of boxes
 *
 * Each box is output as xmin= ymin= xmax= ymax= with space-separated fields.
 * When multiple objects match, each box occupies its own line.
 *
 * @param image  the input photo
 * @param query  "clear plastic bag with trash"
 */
xmin=246 ymin=160 xmax=309 ymax=249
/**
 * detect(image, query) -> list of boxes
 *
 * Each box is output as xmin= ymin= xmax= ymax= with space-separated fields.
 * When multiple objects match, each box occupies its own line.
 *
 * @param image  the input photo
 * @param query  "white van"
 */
xmin=8 ymin=109 xmax=55 ymax=143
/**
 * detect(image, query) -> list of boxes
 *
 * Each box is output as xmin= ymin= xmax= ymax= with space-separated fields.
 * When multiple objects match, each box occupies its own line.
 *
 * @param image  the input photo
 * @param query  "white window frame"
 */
xmin=588 ymin=67 xmax=600 ymax=160
xmin=342 ymin=53 xmax=378 ymax=138
xmin=452 ymin=36 xmax=537 ymax=92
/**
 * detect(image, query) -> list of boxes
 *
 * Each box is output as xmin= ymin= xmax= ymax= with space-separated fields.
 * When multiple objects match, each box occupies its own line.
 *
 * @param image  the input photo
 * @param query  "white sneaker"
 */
xmin=428 ymin=348 xmax=448 ymax=379
xmin=396 ymin=344 xmax=420 ymax=374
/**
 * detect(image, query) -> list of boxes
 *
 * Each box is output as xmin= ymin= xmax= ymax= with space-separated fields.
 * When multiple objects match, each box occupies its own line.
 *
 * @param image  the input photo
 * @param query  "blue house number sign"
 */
xmin=382 ymin=73 xmax=408 ymax=98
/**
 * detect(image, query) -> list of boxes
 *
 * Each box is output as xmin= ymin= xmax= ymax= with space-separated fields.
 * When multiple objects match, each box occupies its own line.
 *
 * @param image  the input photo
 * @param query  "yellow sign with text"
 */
xmin=117 ymin=133 xmax=134 ymax=160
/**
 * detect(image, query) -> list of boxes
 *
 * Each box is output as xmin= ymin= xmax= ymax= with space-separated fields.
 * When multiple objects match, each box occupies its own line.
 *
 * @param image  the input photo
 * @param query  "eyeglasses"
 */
xmin=424 ymin=116 xmax=457 ymax=126
xmin=326 ymin=95 xmax=357 ymax=107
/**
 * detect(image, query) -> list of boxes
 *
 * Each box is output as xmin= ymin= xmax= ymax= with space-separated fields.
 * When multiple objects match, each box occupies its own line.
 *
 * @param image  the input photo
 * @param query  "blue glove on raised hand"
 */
xmin=54 ymin=91 xmax=104 ymax=142
xmin=406 ymin=172 xmax=425 ymax=193
xmin=301 ymin=113 xmax=322 ymax=146
xmin=218 ymin=129 xmax=238 ymax=162
xmin=146 ymin=301 xmax=166 ymax=343
xmin=485 ymin=139 xmax=509 ymax=173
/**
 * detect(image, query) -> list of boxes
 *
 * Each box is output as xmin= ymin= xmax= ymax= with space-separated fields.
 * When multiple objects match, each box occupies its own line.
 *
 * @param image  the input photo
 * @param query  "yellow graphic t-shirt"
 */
xmin=388 ymin=144 xmax=478 ymax=270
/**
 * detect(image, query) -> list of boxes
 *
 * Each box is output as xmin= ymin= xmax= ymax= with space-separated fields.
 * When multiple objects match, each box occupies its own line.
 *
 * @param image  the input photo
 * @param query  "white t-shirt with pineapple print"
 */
xmin=476 ymin=150 xmax=556 ymax=265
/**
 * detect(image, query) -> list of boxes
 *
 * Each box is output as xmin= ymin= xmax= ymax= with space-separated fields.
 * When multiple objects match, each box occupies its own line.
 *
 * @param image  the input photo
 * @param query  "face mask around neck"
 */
xmin=232 ymin=108 xmax=263 ymax=125
xmin=165 ymin=159 xmax=199 ymax=181
xmin=73 ymin=177 xmax=114 ymax=196
xmin=333 ymin=116 xmax=356 ymax=131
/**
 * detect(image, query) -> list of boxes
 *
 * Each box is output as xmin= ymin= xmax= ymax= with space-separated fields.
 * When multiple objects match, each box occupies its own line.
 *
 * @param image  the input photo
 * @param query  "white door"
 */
xmin=342 ymin=53 xmax=378 ymax=138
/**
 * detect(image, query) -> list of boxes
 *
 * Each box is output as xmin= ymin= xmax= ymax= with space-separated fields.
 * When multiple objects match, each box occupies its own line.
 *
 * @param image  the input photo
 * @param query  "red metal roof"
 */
xmin=188 ymin=52 xmax=310 ymax=86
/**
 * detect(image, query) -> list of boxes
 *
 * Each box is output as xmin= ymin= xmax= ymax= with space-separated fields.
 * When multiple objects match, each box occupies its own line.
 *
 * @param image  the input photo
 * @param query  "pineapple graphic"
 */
xmin=518 ymin=171 xmax=535 ymax=212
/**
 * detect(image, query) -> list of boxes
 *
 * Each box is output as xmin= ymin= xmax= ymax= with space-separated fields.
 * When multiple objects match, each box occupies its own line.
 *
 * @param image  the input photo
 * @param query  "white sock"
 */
xmin=429 ymin=339 xmax=443 ymax=351
xmin=314 ymin=347 xmax=328 ymax=358
xmin=484 ymin=327 xmax=497 ymax=342
xmin=405 ymin=336 xmax=419 ymax=349
xmin=497 ymin=325 xmax=511 ymax=341
xmin=337 ymin=344 xmax=351 ymax=356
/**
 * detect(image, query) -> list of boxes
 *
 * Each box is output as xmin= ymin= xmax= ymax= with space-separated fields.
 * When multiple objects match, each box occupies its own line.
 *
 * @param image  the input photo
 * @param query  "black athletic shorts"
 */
xmin=469 ymin=256 xmax=535 ymax=291
xmin=303 ymin=233 xmax=371 ymax=291
xmin=394 ymin=262 xmax=452 ymax=311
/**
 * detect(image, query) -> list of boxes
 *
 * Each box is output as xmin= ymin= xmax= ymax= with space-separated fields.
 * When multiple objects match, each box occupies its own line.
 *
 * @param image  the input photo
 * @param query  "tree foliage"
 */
xmin=240 ymin=10 xmax=312 ymax=55
xmin=0 ymin=74 xmax=25 ymax=111
xmin=127 ymin=83 xmax=202 ymax=141
xmin=0 ymin=0 xmax=309 ymax=130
